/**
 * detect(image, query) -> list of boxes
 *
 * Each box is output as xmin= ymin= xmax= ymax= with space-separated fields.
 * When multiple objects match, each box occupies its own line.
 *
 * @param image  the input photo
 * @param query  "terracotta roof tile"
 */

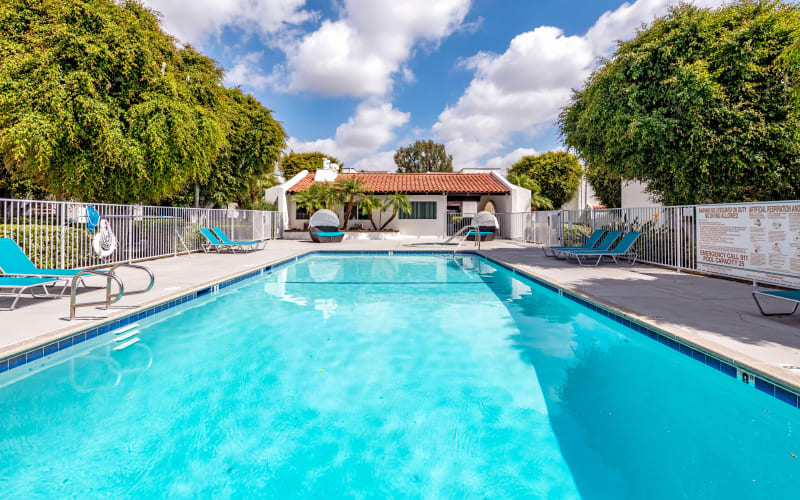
xmin=287 ymin=172 xmax=509 ymax=194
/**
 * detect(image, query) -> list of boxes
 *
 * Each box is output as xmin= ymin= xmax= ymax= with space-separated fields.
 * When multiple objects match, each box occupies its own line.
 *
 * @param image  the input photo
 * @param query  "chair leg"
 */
xmin=753 ymin=292 xmax=800 ymax=316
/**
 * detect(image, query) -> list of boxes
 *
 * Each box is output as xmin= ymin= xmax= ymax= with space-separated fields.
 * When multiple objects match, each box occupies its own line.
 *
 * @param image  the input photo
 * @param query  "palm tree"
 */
xmin=315 ymin=184 xmax=340 ymax=211
xmin=335 ymin=178 xmax=368 ymax=229
xmin=507 ymin=173 xmax=554 ymax=210
xmin=358 ymin=195 xmax=384 ymax=230
xmin=380 ymin=192 xmax=411 ymax=230
xmin=293 ymin=186 xmax=323 ymax=215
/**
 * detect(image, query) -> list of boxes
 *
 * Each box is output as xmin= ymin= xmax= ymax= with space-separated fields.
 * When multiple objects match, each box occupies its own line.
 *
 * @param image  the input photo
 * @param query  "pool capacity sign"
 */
xmin=696 ymin=202 xmax=800 ymax=287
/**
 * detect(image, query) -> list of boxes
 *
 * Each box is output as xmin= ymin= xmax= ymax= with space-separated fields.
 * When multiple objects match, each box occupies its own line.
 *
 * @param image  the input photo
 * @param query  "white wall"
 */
xmin=622 ymin=180 xmax=660 ymax=208
xmin=288 ymin=194 xmax=449 ymax=236
xmin=562 ymin=175 xmax=602 ymax=210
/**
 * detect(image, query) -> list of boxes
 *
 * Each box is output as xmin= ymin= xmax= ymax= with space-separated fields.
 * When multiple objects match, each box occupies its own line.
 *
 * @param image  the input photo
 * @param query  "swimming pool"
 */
xmin=1 ymin=253 xmax=798 ymax=497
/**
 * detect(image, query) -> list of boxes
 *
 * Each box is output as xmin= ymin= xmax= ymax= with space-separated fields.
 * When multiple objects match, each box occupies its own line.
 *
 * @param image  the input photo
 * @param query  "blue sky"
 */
xmin=143 ymin=0 xmax=723 ymax=172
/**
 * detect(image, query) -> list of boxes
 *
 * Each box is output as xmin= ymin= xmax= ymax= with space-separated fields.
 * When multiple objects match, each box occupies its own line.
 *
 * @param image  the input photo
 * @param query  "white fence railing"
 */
xmin=0 ymin=198 xmax=281 ymax=270
xmin=496 ymin=207 xmax=698 ymax=271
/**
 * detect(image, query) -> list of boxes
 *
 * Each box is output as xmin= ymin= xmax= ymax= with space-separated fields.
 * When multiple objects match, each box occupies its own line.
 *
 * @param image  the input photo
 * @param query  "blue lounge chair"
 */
xmin=211 ymin=228 xmax=265 ymax=251
xmin=0 ymin=276 xmax=65 ymax=310
xmin=199 ymin=228 xmax=242 ymax=253
xmin=542 ymin=229 xmax=607 ymax=257
xmin=752 ymin=290 xmax=800 ymax=316
xmin=562 ymin=232 xmax=642 ymax=266
xmin=555 ymin=231 xmax=621 ymax=259
xmin=0 ymin=238 xmax=109 ymax=281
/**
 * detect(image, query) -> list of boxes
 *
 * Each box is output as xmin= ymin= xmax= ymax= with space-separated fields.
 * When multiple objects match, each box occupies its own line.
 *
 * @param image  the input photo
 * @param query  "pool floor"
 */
xmin=0 ymin=254 xmax=798 ymax=498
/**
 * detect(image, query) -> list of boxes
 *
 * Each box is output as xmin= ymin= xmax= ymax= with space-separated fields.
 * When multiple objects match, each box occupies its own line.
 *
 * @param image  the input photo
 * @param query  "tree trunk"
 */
xmin=342 ymin=198 xmax=354 ymax=229
xmin=380 ymin=210 xmax=397 ymax=230
xmin=194 ymin=184 xmax=200 ymax=208
xmin=368 ymin=212 xmax=378 ymax=230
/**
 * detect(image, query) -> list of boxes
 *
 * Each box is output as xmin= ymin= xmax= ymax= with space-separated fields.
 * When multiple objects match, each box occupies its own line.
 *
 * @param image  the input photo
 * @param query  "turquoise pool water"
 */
xmin=1 ymin=253 xmax=799 ymax=498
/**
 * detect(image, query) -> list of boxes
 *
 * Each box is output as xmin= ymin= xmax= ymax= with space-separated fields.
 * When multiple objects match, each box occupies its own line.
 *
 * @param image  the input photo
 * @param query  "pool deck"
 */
xmin=2 ymin=238 xmax=800 ymax=390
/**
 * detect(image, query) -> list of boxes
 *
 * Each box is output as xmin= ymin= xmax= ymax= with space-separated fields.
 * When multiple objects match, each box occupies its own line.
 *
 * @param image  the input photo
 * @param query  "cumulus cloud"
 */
xmin=484 ymin=148 xmax=539 ymax=173
xmin=277 ymin=0 xmax=472 ymax=97
xmin=352 ymin=151 xmax=398 ymax=172
xmin=287 ymin=101 xmax=410 ymax=164
xmin=224 ymin=52 xmax=275 ymax=90
xmin=434 ymin=0 xmax=727 ymax=168
xmin=141 ymin=0 xmax=314 ymax=44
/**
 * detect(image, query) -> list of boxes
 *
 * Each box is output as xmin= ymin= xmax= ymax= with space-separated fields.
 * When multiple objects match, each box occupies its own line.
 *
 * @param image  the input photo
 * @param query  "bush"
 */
xmin=509 ymin=152 xmax=582 ymax=208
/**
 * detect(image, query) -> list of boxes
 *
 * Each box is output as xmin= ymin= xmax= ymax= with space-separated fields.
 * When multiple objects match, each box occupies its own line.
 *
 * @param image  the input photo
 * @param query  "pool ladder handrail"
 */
xmin=452 ymin=224 xmax=481 ymax=257
xmin=69 ymin=263 xmax=155 ymax=320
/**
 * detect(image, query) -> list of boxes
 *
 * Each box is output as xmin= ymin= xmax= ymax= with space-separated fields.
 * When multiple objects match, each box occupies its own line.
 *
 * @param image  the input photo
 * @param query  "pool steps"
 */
xmin=113 ymin=323 xmax=141 ymax=350
xmin=113 ymin=337 xmax=141 ymax=351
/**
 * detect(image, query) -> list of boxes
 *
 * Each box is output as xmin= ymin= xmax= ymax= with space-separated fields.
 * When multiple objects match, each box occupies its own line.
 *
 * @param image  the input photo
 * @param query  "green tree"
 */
xmin=335 ymin=178 xmax=368 ymax=229
xmin=506 ymin=173 xmax=554 ymax=210
xmin=316 ymin=184 xmax=340 ymax=211
xmin=380 ymin=192 xmax=411 ymax=230
xmin=358 ymin=194 xmax=384 ymax=230
xmin=0 ymin=0 xmax=235 ymax=203
xmin=292 ymin=185 xmax=325 ymax=215
xmin=584 ymin=163 xmax=621 ymax=208
xmin=508 ymin=152 xmax=582 ymax=208
xmin=279 ymin=152 xmax=342 ymax=180
xmin=394 ymin=140 xmax=453 ymax=173
xmin=559 ymin=1 xmax=800 ymax=205
xmin=170 ymin=88 xmax=286 ymax=208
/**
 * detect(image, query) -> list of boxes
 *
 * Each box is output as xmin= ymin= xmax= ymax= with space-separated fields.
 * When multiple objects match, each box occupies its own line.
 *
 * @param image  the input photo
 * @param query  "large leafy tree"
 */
xmin=560 ymin=0 xmax=800 ymax=205
xmin=584 ymin=163 xmax=621 ymax=208
xmin=278 ymin=152 xmax=342 ymax=180
xmin=508 ymin=152 xmax=582 ymax=209
xmin=170 ymin=88 xmax=286 ymax=208
xmin=0 ymin=0 xmax=234 ymax=203
xmin=394 ymin=140 xmax=453 ymax=173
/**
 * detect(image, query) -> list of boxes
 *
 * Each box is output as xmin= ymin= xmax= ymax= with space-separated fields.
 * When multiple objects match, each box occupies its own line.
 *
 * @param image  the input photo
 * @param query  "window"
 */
xmin=400 ymin=201 xmax=437 ymax=220
xmin=296 ymin=206 xmax=310 ymax=220
xmin=353 ymin=207 xmax=371 ymax=220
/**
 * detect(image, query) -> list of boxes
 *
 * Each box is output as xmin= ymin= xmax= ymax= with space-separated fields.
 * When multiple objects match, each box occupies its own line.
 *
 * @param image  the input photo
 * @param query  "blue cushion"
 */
xmin=317 ymin=232 xmax=344 ymax=237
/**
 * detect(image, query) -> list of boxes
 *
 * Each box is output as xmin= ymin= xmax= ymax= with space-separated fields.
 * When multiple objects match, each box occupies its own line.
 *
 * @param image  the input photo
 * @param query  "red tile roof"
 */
xmin=287 ymin=172 xmax=509 ymax=194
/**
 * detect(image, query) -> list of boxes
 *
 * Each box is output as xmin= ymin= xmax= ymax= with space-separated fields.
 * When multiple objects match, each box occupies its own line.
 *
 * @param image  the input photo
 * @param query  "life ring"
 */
xmin=92 ymin=219 xmax=117 ymax=258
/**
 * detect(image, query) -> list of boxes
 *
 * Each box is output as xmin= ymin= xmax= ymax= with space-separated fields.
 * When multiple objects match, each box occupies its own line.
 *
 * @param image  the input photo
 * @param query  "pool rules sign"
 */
xmin=696 ymin=202 xmax=800 ymax=287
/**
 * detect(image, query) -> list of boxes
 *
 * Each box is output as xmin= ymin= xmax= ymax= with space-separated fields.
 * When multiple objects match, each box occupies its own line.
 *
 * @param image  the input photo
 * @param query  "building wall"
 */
xmin=562 ymin=175 xmax=602 ymax=210
xmin=621 ymin=180 xmax=660 ymax=208
xmin=288 ymin=194 xmax=449 ymax=236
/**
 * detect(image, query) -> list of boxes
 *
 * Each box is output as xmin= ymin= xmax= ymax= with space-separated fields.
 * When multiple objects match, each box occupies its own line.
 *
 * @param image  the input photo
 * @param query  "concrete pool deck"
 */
xmin=2 ymin=238 xmax=800 ymax=390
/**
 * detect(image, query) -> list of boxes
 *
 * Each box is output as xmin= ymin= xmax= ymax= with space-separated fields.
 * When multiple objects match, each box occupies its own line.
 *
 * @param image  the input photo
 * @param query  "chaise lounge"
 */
xmin=308 ymin=210 xmax=344 ymax=243
xmin=0 ymin=276 xmax=65 ymax=310
xmin=561 ymin=231 xmax=641 ymax=266
xmin=211 ymin=227 xmax=266 ymax=251
xmin=542 ymin=229 xmax=607 ymax=257
xmin=0 ymin=238 xmax=109 ymax=292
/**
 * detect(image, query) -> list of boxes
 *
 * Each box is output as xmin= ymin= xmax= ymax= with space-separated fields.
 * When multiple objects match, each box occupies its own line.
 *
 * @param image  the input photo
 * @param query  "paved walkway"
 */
xmin=2 ymin=238 xmax=799 ymax=388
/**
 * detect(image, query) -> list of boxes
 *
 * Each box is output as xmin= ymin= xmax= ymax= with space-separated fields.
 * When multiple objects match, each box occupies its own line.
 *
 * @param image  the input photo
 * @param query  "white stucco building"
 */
xmin=265 ymin=161 xmax=531 ymax=238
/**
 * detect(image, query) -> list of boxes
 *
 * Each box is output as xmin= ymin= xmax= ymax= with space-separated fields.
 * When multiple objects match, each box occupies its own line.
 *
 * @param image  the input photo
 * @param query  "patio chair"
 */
xmin=0 ymin=276 xmax=65 ymax=310
xmin=0 ymin=238 xmax=110 ymax=283
xmin=211 ymin=228 xmax=266 ymax=251
xmin=199 ymin=228 xmax=241 ymax=253
xmin=752 ymin=290 xmax=800 ymax=316
xmin=308 ymin=210 xmax=344 ymax=243
xmin=554 ymin=230 xmax=621 ymax=259
xmin=466 ymin=211 xmax=498 ymax=242
xmin=562 ymin=232 xmax=642 ymax=266
xmin=542 ymin=229 xmax=607 ymax=257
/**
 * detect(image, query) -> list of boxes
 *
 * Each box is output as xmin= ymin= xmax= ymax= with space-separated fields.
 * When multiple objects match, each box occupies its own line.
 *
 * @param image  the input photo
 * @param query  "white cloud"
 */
xmin=433 ymin=0 xmax=727 ymax=168
xmin=484 ymin=148 xmax=539 ymax=173
xmin=141 ymin=0 xmax=314 ymax=44
xmin=278 ymin=0 xmax=471 ymax=97
xmin=352 ymin=151 xmax=397 ymax=172
xmin=287 ymin=101 xmax=410 ymax=164
xmin=224 ymin=52 xmax=274 ymax=90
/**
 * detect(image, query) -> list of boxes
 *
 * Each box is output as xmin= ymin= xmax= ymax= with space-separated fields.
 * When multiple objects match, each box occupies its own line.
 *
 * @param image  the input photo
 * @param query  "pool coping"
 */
xmin=3 ymin=249 xmax=800 ymax=411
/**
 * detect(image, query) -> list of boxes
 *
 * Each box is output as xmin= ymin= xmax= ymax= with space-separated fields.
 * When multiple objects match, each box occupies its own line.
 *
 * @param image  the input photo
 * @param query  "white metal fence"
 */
xmin=0 ymin=198 xmax=281 ymax=269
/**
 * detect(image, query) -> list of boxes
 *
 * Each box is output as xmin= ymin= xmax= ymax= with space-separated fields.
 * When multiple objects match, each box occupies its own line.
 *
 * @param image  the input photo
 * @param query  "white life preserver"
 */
xmin=92 ymin=219 xmax=117 ymax=258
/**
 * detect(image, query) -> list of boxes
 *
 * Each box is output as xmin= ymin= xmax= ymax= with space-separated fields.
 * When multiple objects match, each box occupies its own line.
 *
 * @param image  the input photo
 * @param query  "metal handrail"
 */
xmin=105 ymin=263 xmax=155 ymax=308
xmin=70 ymin=270 xmax=125 ymax=320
